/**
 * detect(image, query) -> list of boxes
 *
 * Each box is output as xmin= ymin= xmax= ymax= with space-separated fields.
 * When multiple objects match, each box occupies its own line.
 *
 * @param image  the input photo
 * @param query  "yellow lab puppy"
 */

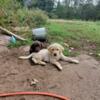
xmin=19 ymin=43 xmax=79 ymax=70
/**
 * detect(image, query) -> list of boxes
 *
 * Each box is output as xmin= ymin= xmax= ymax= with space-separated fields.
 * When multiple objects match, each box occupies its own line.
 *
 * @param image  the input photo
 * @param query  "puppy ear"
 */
xmin=59 ymin=45 xmax=64 ymax=51
xmin=47 ymin=45 xmax=52 ymax=52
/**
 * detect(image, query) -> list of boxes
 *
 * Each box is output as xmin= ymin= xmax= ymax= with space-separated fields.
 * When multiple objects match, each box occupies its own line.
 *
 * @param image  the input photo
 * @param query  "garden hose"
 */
xmin=0 ymin=91 xmax=70 ymax=100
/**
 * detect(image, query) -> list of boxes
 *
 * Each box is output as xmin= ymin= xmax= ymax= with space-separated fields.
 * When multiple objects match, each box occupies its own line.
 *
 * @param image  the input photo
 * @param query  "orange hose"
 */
xmin=0 ymin=91 xmax=70 ymax=100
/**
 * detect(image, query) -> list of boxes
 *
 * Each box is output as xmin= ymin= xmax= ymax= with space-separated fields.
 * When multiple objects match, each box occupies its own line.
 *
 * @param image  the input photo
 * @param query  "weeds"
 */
xmin=8 ymin=39 xmax=33 ymax=48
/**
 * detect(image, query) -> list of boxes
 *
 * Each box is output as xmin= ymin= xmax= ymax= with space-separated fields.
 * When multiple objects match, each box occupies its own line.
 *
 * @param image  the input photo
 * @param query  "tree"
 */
xmin=80 ymin=3 xmax=96 ymax=20
xmin=35 ymin=0 xmax=54 ymax=12
xmin=86 ymin=0 xmax=93 ymax=4
xmin=17 ymin=0 xmax=55 ymax=11
xmin=63 ymin=0 xmax=70 ymax=7
xmin=55 ymin=0 xmax=65 ymax=18
xmin=73 ymin=0 xmax=84 ymax=7
xmin=17 ymin=0 xmax=36 ymax=8
xmin=95 ymin=0 xmax=100 ymax=19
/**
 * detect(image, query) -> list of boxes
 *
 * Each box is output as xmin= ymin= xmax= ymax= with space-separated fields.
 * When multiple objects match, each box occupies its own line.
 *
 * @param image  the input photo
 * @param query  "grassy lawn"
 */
xmin=47 ymin=20 xmax=100 ymax=44
xmin=46 ymin=20 xmax=100 ymax=58
xmin=8 ymin=20 xmax=100 ymax=59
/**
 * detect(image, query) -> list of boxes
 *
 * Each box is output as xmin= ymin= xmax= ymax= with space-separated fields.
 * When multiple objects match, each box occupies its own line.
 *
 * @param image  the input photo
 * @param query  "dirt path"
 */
xmin=0 ymin=47 xmax=100 ymax=100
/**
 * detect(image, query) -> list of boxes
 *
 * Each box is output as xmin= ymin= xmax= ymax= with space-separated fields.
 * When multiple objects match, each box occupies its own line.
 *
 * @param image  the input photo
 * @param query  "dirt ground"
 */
xmin=0 ymin=46 xmax=100 ymax=100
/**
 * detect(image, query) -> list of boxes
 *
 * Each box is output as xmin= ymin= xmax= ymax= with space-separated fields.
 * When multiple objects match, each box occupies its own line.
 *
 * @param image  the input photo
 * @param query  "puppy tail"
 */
xmin=19 ymin=53 xmax=33 ymax=59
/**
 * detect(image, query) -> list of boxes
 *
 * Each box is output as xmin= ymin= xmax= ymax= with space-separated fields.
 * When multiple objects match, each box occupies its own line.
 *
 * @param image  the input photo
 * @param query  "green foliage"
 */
xmin=80 ymin=4 xmax=96 ymax=20
xmin=0 ymin=8 xmax=48 ymax=27
xmin=47 ymin=20 xmax=100 ymax=43
xmin=35 ymin=0 xmax=54 ymax=12
xmin=47 ymin=12 xmax=58 ymax=19
xmin=46 ymin=20 xmax=100 ymax=57
xmin=53 ymin=0 xmax=100 ymax=20
xmin=17 ymin=0 xmax=54 ymax=11
xmin=0 ymin=0 xmax=21 ymax=10
xmin=14 ymin=8 xmax=48 ymax=27
xmin=0 ymin=0 xmax=48 ymax=27
xmin=95 ymin=1 xmax=100 ymax=19
xmin=8 ymin=39 xmax=33 ymax=48
xmin=1 ymin=0 xmax=100 ymax=20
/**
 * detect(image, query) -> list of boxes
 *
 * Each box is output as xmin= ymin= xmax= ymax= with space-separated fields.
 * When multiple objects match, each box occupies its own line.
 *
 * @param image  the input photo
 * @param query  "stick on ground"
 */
xmin=0 ymin=26 xmax=26 ymax=41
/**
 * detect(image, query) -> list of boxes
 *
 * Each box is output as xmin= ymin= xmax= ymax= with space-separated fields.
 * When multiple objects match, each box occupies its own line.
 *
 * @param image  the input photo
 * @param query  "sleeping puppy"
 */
xmin=19 ymin=43 xmax=79 ymax=71
xmin=29 ymin=41 xmax=46 ymax=53
xmin=29 ymin=41 xmax=47 ymax=65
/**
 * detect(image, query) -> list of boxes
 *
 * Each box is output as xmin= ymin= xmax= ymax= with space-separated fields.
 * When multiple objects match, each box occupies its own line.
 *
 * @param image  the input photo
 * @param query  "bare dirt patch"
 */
xmin=0 ymin=47 xmax=100 ymax=100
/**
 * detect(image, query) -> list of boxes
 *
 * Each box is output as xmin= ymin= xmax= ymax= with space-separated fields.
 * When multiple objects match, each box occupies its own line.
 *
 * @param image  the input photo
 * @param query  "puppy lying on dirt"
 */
xmin=29 ymin=41 xmax=46 ymax=53
xmin=19 ymin=43 xmax=79 ymax=71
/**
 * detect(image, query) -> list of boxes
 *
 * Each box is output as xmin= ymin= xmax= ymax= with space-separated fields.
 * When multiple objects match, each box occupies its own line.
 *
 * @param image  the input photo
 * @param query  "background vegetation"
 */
xmin=15 ymin=0 xmax=100 ymax=20
xmin=0 ymin=0 xmax=100 ymax=59
xmin=0 ymin=0 xmax=48 ymax=28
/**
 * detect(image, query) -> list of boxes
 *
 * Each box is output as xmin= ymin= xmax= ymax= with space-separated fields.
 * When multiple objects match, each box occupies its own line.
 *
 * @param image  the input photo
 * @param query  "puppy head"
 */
xmin=48 ymin=43 xmax=64 ymax=57
xmin=30 ymin=41 xmax=43 ymax=53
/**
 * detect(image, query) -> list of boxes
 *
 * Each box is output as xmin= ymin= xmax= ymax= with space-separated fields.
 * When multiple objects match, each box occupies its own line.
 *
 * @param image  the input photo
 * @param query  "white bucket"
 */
xmin=32 ymin=27 xmax=46 ymax=39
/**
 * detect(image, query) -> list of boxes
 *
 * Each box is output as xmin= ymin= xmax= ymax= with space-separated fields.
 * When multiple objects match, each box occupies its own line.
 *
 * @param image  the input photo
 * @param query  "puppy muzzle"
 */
xmin=54 ymin=53 xmax=57 ymax=56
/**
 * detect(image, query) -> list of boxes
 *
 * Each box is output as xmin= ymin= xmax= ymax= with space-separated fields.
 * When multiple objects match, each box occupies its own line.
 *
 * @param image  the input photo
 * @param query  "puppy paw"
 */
xmin=58 ymin=67 xmax=63 ymax=71
xmin=41 ymin=63 xmax=46 ymax=66
xmin=39 ymin=61 xmax=46 ymax=66
xmin=57 ymin=65 xmax=63 ymax=71
xmin=73 ymin=60 xmax=79 ymax=64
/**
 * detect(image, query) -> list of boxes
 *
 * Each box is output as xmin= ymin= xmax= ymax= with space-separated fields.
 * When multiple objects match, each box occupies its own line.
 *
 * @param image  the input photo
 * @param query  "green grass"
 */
xmin=46 ymin=20 xmax=100 ymax=58
xmin=47 ymin=20 xmax=100 ymax=43
xmin=8 ymin=20 xmax=100 ymax=59
xmin=8 ymin=39 xmax=33 ymax=48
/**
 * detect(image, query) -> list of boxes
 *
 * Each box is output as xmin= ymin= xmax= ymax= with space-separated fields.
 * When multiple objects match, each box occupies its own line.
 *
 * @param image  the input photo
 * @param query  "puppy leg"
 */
xmin=32 ymin=58 xmax=38 ymax=64
xmin=51 ymin=61 xmax=62 ymax=71
xmin=38 ymin=61 xmax=46 ymax=66
xmin=32 ymin=57 xmax=46 ymax=65
xmin=61 ymin=53 xmax=79 ymax=64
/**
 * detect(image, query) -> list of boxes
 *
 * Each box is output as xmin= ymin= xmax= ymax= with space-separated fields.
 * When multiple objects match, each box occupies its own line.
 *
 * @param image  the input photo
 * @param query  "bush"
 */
xmin=16 ymin=8 xmax=48 ymax=27
xmin=31 ymin=9 xmax=48 ymax=27
xmin=0 ymin=8 xmax=48 ymax=27
xmin=0 ymin=0 xmax=21 ymax=11
xmin=0 ymin=0 xmax=48 ymax=28
xmin=47 ymin=12 xmax=58 ymax=19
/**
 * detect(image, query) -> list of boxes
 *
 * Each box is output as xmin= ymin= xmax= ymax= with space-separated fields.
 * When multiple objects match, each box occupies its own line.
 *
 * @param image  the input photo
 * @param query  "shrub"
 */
xmin=47 ymin=12 xmax=58 ymax=19
xmin=15 ymin=8 xmax=48 ymax=27
xmin=0 ymin=0 xmax=48 ymax=28
xmin=0 ymin=8 xmax=48 ymax=27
